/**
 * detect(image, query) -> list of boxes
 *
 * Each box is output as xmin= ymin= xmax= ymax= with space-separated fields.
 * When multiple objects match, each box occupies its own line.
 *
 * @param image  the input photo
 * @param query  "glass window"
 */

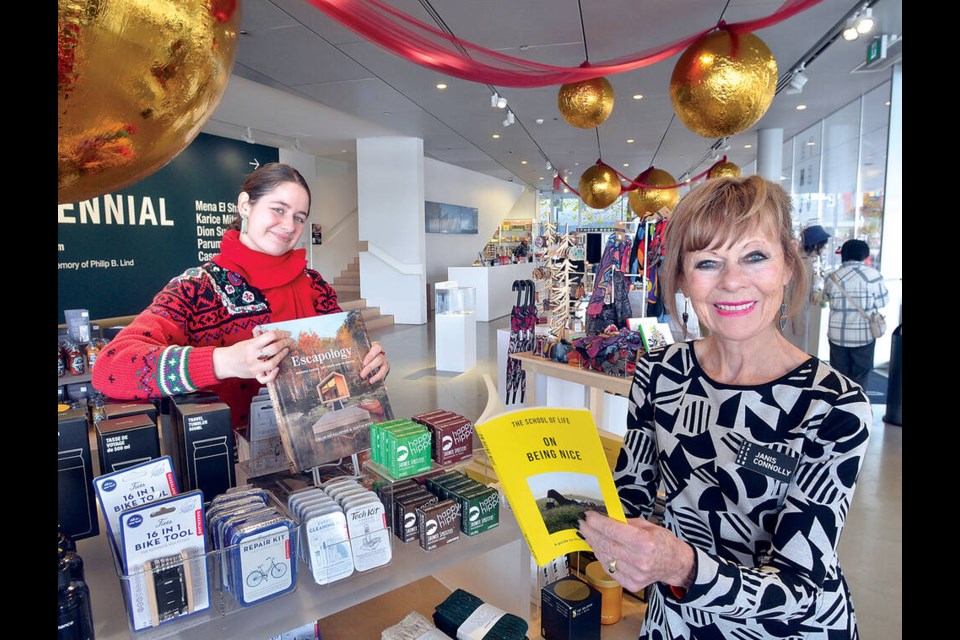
xmin=821 ymin=99 xmax=862 ymax=266
xmin=556 ymin=194 xmax=580 ymax=230
xmin=780 ymin=138 xmax=793 ymax=194
xmin=859 ymin=81 xmax=891 ymax=268
xmin=782 ymin=79 xmax=891 ymax=271
xmin=792 ymin=121 xmax=824 ymax=236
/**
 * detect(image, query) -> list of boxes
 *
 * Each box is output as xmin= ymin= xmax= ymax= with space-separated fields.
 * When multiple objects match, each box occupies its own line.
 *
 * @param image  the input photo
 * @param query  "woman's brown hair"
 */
xmin=660 ymin=175 xmax=807 ymax=322
xmin=225 ymin=162 xmax=311 ymax=231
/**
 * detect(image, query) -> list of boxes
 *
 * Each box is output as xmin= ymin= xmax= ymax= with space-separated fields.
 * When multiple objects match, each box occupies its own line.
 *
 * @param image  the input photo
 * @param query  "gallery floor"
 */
xmin=362 ymin=315 xmax=903 ymax=640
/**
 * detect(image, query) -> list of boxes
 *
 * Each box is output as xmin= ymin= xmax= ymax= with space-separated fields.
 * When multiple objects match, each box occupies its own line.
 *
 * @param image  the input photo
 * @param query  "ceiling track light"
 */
xmin=842 ymin=18 xmax=859 ymax=41
xmin=502 ymin=110 xmax=515 ymax=127
xmin=856 ymin=7 xmax=875 ymax=34
xmin=785 ymin=66 xmax=808 ymax=94
xmin=243 ymin=126 xmax=255 ymax=144
xmin=490 ymin=92 xmax=507 ymax=109
xmin=294 ymin=137 xmax=302 ymax=151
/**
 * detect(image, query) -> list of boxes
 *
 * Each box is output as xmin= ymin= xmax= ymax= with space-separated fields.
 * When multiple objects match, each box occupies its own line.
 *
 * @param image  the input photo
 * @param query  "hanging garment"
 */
xmin=586 ymin=234 xmax=632 ymax=319
xmin=645 ymin=218 xmax=667 ymax=307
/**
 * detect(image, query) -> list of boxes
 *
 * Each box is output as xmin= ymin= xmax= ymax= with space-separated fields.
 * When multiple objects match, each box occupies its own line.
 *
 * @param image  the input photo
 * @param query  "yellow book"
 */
xmin=474 ymin=377 xmax=626 ymax=566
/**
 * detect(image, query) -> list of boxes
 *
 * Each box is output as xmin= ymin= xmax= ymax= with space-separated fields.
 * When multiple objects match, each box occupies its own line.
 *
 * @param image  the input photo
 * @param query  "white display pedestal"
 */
xmin=435 ymin=312 xmax=477 ymax=372
xmin=434 ymin=281 xmax=477 ymax=373
xmin=447 ymin=263 xmax=534 ymax=322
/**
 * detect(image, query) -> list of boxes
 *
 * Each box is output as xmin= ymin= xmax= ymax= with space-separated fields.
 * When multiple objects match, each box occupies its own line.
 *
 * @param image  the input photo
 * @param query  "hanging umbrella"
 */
xmin=504 ymin=280 xmax=526 ymax=404
xmin=512 ymin=280 xmax=538 ymax=402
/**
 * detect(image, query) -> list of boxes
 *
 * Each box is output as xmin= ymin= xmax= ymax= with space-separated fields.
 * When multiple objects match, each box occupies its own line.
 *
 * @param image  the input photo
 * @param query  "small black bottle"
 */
xmin=59 ymin=550 xmax=85 ymax=584
xmin=58 ymin=530 xmax=76 ymax=556
xmin=58 ymin=555 xmax=94 ymax=640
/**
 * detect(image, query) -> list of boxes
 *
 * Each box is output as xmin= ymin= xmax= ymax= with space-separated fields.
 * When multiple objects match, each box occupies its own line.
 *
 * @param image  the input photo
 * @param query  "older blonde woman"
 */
xmin=579 ymin=176 xmax=870 ymax=639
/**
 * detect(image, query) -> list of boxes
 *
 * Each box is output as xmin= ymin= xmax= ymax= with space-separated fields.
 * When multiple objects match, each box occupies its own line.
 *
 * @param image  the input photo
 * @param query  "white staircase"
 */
xmin=333 ymin=257 xmax=395 ymax=329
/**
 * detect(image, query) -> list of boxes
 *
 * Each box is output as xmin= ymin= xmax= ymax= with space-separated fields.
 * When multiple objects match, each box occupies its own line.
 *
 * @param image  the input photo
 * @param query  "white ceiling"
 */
xmin=202 ymin=0 xmax=902 ymax=191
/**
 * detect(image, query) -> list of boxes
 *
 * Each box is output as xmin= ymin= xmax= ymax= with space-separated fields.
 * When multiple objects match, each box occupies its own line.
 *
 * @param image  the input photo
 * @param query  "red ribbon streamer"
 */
xmin=303 ymin=0 xmax=822 ymax=87
xmin=552 ymin=157 xmax=731 ymax=201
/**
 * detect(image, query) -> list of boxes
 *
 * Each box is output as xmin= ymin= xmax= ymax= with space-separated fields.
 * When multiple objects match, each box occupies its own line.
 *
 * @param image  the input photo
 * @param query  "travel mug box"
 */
xmin=58 ymin=407 xmax=100 ymax=540
xmin=174 ymin=401 xmax=236 ymax=502
xmin=103 ymin=400 xmax=159 ymax=425
xmin=96 ymin=413 xmax=162 ymax=474
xmin=66 ymin=381 xmax=94 ymax=402
xmin=540 ymin=575 xmax=602 ymax=640
xmin=168 ymin=392 xmax=223 ymax=490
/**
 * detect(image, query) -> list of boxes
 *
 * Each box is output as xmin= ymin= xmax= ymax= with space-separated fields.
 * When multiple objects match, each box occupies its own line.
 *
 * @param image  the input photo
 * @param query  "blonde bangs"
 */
xmin=661 ymin=176 xmax=805 ymax=322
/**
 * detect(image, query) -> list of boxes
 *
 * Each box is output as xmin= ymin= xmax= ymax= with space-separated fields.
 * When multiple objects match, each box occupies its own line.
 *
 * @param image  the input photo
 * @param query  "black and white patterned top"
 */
xmin=615 ymin=341 xmax=870 ymax=639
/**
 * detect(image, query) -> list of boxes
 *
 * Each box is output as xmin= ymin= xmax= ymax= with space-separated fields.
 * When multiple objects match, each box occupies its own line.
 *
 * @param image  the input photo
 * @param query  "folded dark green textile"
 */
xmin=433 ymin=588 xmax=528 ymax=639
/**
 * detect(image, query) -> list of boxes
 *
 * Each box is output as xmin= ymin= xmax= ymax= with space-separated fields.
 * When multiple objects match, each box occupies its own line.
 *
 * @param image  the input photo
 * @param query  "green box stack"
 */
xmin=425 ymin=470 xmax=499 ymax=536
xmin=369 ymin=419 xmax=433 ymax=479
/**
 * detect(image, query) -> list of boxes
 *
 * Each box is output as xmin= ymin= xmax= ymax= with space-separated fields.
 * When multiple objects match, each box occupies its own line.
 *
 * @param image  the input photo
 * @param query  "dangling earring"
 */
xmin=240 ymin=215 xmax=248 ymax=234
xmin=778 ymin=288 xmax=788 ymax=332
xmin=681 ymin=297 xmax=690 ymax=341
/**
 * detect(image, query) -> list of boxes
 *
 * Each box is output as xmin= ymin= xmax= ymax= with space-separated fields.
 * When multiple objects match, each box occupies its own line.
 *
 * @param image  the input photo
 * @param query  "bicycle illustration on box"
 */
xmin=245 ymin=556 xmax=288 ymax=588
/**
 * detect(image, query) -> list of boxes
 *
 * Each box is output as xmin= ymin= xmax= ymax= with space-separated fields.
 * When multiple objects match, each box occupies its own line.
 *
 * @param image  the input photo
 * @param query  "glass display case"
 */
xmin=434 ymin=281 xmax=477 ymax=372
xmin=435 ymin=284 xmax=476 ymax=316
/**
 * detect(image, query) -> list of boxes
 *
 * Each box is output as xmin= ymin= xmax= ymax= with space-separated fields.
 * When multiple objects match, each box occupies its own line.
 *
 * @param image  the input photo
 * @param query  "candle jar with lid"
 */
xmin=584 ymin=560 xmax=623 ymax=624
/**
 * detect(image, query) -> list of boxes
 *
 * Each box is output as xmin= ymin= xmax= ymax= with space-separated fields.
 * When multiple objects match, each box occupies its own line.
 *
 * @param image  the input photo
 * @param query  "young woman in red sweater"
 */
xmin=91 ymin=162 xmax=389 ymax=432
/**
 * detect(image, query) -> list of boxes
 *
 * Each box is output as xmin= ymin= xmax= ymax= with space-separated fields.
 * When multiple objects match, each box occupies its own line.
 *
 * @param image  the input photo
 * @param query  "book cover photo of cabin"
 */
xmin=256 ymin=310 xmax=394 ymax=472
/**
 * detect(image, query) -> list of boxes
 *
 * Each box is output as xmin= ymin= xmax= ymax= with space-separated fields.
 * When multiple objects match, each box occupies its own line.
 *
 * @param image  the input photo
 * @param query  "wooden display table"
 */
xmin=509 ymin=351 xmax=632 ymax=435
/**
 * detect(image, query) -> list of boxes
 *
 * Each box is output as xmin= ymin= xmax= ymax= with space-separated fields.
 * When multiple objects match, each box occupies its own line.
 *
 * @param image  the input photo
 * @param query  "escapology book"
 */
xmin=474 ymin=381 xmax=626 ymax=566
xmin=254 ymin=310 xmax=393 ymax=472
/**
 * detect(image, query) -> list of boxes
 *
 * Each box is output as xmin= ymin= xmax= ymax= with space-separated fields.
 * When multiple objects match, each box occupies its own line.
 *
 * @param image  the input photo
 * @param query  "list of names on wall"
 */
xmin=195 ymin=199 xmax=237 ymax=262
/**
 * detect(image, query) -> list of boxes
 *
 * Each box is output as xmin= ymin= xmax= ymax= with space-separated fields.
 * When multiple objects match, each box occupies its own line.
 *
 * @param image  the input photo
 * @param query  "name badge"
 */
xmin=735 ymin=441 xmax=799 ymax=484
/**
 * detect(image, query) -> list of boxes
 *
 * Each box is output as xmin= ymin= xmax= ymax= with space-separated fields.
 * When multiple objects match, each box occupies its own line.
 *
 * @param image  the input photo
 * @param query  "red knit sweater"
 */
xmin=91 ymin=232 xmax=342 ymax=432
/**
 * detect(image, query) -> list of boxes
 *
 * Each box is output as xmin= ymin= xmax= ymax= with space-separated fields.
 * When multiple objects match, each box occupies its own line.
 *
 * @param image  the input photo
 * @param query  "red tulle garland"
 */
xmin=303 ymin=0 xmax=822 ymax=87
xmin=555 ymin=158 xmax=730 ymax=198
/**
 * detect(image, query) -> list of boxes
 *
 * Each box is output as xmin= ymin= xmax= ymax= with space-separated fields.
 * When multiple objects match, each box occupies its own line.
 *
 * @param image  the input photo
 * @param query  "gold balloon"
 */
xmin=708 ymin=161 xmax=742 ymax=179
xmin=558 ymin=77 xmax=615 ymax=129
xmin=669 ymin=30 xmax=777 ymax=138
xmin=628 ymin=168 xmax=679 ymax=216
xmin=58 ymin=0 xmax=241 ymax=204
xmin=578 ymin=165 xmax=622 ymax=209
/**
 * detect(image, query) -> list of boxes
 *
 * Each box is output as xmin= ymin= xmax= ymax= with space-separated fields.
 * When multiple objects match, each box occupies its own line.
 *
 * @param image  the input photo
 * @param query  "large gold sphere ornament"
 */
xmin=628 ymin=168 xmax=679 ymax=216
xmin=669 ymin=30 xmax=777 ymax=138
xmin=558 ymin=77 xmax=615 ymax=129
xmin=58 ymin=0 xmax=241 ymax=204
xmin=578 ymin=164 xmax=622 ymax=209
xmin=708 ymin=161 xmax=742 ymax=179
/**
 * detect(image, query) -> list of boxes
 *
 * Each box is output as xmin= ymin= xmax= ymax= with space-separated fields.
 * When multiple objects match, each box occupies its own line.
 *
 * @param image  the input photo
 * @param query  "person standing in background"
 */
xmin=512 ymin=236 xmax=530 ymax=262
xmin=823 ymin=239 xmax=889 ymax=390
xmin=784 ymin=224 xmax=831 ymax=353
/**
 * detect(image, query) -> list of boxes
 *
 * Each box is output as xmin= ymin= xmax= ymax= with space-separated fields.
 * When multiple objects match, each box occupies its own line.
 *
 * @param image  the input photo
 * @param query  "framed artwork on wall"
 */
xmin=425 ymin=201 xmax=478 ymax=234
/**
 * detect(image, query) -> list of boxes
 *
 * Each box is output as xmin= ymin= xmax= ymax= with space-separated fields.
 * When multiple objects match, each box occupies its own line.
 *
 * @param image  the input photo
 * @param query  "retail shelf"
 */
xmin=60 ymin=371 xmax=93 ymax=385
xmin=509 ymin=351 xmax=632 ymax=397
xmin=78 ymin=507 xmax=525 ymax=640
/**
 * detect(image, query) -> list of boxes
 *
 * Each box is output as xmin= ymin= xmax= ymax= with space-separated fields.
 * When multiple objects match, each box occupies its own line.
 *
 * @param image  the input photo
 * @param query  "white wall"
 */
xmin=357 ymin=137 xmax=427 ymax=324
xmin=424 ymin=158 xmax=527 ymax=284
xmin=312 ymin=157 xmax=359 ymax=281
xmin=278 ymin=150 xmax=359 ymax=285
